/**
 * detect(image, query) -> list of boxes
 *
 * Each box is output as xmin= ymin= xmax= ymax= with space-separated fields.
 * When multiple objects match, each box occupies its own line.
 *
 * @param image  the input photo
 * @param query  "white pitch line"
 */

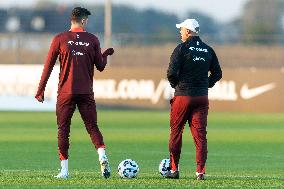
xmin=1 ymin=170 xmax=283 ymax=180
xmin=206 ymin=174 xmax=284 ymax=179
xmin=1 ymin=169 xmax=31 ymax=172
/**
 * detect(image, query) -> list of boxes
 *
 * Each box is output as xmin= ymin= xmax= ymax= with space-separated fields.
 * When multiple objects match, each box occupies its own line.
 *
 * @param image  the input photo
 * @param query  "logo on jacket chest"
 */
xmin=67 ymin=40 xmax=90 ymax=56
xmin=192 ymin=56 xmax=205 ymax=62
xmin=187 ymin=45 xmax=208 ymax=62
xmin=188 ymin=46 xmax=208 ymax=53
xmin=68 ymin=40 xmax=89 ymax=47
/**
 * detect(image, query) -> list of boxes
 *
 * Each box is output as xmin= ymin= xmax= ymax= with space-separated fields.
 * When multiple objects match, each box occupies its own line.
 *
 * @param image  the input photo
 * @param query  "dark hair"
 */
xmin=71 ymin=7 xmax=91 ymax=22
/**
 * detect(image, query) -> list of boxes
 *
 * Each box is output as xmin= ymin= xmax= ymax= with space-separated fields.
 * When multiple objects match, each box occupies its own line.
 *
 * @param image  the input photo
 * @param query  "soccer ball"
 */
xmin=117 ymin=159 xmax=139 ymax=178
xmin=159 ymin=158 xmax=170 ymax=177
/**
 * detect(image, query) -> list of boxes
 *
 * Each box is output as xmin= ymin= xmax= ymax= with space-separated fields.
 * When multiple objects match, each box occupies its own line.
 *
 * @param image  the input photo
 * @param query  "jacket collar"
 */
xmin=69 ymin=27 xmax=86 ymax=32
xmin=186 ymin=36 xmax=201 ymax=43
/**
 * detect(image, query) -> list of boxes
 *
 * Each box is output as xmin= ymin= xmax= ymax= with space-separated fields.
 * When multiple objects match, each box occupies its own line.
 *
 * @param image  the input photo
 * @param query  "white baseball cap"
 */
xmin=176 ymin=19 xmax=200 ymax=33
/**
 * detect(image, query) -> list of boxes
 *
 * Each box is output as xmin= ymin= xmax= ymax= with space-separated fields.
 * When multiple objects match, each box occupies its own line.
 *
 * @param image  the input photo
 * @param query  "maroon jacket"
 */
xmin=36 ymin=28 xmax=107 ymax=99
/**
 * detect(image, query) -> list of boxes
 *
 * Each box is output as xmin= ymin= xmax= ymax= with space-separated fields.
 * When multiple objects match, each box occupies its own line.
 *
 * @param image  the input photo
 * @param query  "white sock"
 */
xmin=97 ymin=147 xmax=106 ymax=160
xmin=196 ymin=172 xmax=205 ymax=176
xmin=61 ymin=159 xmax=68 ymax=172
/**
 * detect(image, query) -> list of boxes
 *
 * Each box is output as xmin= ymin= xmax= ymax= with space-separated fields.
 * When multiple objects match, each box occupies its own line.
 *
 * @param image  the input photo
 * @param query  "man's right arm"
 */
xmin=93 ymin=37 xmax=114 ymax=72
xmin=35 ymin=36 xmax=60 ymax=102
xmin=208 ymin=48 xmax=222 ymax=88
xmin=167 ymin=45 xmax=182 ymax=88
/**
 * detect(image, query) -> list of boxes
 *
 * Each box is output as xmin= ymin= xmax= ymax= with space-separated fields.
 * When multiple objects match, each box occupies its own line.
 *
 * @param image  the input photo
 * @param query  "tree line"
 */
xmin=0 ymin=0 xmax=283 ymax=45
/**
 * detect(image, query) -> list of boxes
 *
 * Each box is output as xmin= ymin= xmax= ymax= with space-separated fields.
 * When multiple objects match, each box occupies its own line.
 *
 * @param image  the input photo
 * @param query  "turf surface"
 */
xmin=0 ymin=111 xmax=283 ymax=188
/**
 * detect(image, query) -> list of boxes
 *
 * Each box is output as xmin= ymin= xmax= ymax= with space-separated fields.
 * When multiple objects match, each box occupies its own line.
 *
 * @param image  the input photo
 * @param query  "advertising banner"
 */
xmin=0 ymin=65 xmax=283 ymax=112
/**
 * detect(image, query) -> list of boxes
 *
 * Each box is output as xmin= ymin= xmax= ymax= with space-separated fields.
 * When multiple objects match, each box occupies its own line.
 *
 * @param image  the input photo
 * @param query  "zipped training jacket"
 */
xmin=167 ymin=36 xmax=222 ymax=96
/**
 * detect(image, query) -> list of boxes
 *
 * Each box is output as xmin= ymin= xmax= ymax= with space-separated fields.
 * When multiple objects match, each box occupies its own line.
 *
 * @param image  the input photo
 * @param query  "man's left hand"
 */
xmin=102 ymin=48 xmax=114 ymax=57
xmin=35 ymin=95 xmax=44 ymax=103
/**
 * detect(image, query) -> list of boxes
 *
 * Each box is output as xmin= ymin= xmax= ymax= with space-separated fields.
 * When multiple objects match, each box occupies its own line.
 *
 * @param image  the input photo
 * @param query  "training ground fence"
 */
xmin=0 ymin=33 xmax=284 ymax=68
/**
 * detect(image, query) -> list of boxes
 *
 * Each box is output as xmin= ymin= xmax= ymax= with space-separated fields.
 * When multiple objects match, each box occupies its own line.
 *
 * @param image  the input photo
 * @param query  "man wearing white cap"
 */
xmin=166 ymin=19 xmax=222 ymax=180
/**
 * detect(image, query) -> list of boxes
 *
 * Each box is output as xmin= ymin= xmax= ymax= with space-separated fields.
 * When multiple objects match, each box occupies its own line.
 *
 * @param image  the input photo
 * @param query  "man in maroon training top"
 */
xmin=165 ymin=19 xmax=222 ymax=180
xmin=35 ymin=7 xmax=114 ymax=179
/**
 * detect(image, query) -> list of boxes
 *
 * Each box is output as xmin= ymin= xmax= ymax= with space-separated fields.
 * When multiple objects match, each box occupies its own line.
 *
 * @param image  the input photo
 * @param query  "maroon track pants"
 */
xmin=56 ymin=94 xmax=105 ymax=160
xmin=169 ymin=96 xmax=209 ymax=173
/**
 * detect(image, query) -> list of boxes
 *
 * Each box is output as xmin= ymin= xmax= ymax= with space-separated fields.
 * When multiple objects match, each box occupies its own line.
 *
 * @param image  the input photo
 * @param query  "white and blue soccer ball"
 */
xmin=159 ymin=158 xmax=170 ymax=177
xmin=117 ymin=159 xmax=139 ymax=178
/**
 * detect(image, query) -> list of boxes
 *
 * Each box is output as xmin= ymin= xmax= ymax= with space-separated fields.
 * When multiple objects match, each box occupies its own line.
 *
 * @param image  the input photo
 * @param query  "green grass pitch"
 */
xmin=0 ymin=110 xmax=283 ymax=188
